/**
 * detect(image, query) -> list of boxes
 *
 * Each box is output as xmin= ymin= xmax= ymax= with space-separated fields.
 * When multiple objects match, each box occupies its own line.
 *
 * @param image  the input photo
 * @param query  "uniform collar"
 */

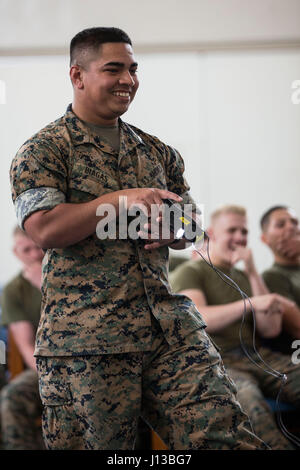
xmin=64 ymin=104 xmax=145 ymax=154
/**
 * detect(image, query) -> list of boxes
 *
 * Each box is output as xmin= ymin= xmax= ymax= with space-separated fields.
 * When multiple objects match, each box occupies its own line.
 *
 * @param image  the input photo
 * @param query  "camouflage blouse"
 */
xmin=10 ymin=105 xmax=205 ymax=356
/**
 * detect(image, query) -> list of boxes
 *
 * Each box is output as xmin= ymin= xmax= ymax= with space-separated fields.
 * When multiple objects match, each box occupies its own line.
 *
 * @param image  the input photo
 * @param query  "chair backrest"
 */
xmin=7 ymin=328 xmax=25 ymax=380
xmin=151 ymin=431 xmax=168 ymax=450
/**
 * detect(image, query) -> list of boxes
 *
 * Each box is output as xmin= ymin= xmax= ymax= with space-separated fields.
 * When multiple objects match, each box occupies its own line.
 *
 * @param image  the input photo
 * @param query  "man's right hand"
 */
xmin=122 ymin=188 xmax=182 ymax=215
xmin=275 ymin=233 xmax=300 ymax=260
xmin=120 ymin=188 xmax=183 ymax=250
xmin=250 ymin=293 xmax=289 ymax=338
xmin=250 ymin=293 xmax=293 ymax=315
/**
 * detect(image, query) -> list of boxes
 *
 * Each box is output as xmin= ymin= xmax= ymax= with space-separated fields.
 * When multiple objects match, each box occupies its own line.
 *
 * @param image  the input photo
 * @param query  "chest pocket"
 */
xmin=137 ymin=159 xmax=167 ymax=191
xmin=68 ymin=148 xmax=120 ymax=201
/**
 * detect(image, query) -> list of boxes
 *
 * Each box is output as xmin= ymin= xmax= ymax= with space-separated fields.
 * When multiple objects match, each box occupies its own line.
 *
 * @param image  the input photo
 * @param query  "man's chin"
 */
xmin=114 ymin=105 xmax=131 ymax=117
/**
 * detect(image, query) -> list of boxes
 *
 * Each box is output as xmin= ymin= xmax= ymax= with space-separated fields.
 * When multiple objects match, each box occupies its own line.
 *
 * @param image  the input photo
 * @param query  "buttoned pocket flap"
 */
xmin=39 ymin=381 xmax=73 ymax=406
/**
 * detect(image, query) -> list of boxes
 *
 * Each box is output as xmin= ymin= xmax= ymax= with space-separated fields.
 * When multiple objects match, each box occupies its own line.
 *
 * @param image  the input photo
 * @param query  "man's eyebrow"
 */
xmin=103 ymin=61 xmax=138 ymax=68
xmin=276 ymin=216 xmax=298 ymax=224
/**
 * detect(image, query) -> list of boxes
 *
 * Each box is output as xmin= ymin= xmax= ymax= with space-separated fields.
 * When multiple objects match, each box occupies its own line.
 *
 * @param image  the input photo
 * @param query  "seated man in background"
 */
xmin=170 ymin=204 xmax=300 ymax=450
xmin=0 ymin=227 xmax=44 ymax=450
xmin=261 ymin=206 xmax=300 ymax=354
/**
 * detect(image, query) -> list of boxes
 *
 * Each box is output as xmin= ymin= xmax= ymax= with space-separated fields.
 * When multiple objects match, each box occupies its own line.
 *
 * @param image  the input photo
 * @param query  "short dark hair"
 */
xmin=260 ymin=205 xmax=288 ymax=231
xmin=70 ymin=27 xmax=132 ymax=67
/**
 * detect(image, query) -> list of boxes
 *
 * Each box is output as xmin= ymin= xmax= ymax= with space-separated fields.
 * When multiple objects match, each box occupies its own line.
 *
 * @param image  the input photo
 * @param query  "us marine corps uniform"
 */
xmin=10 ymin=105 xmax=266 ymax=450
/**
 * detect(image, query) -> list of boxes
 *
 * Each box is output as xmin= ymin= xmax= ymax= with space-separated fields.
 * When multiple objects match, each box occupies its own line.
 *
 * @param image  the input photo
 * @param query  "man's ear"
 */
xmin=12 ymin=245 xmax=21 ymax=262
xmin=206 ymin=226 xmax=214 ymax=240
xmin=70 ymin=65 xmax=84 ymax=90
xmin=260 ymin=232 xmax=268 ymax=246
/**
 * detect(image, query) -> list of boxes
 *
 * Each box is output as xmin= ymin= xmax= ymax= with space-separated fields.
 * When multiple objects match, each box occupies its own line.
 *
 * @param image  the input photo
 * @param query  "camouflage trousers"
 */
xmin=36 ymin=318 xmax=267 ymax=450
xmin=0 ymin=369 xmax=44 ymax=450
xmin=223 ymin=346 xmax=300 ymax=450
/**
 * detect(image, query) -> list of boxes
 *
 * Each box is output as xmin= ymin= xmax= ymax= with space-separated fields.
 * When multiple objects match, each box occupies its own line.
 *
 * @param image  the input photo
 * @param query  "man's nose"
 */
xmin=119 ymin=70 xmax=135 ymax=86
xmin=234 ymin=231 xmax=247 ymax=243
xmin=285 ymin=220 xmax=297 ymax=235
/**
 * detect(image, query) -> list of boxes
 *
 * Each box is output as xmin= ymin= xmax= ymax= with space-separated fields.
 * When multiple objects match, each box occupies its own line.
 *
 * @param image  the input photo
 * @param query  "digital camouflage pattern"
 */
xmin=0 ymin=369 xmax=44 ymax=450
xmin=223 ymin=346 xmax=300 ymax=451
xmin=36 ymin=318 xmax=267 ymax=450
xmin=10 ymin=105 xmax=269 ymax=450
xmin=10 ymin=105 xmax=205 ymax=357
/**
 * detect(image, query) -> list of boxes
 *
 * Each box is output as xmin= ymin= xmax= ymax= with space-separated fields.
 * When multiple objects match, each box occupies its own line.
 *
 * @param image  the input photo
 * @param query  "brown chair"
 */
xmin=151 ymin=430 xmax=168 ymax=450
xmin=7 ymin=328 xmax=25 ymax=381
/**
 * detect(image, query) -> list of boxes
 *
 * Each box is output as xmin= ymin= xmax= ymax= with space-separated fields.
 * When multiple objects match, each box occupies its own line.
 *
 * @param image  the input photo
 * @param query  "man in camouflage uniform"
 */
xmin=10 ymin=27 xmax=267 ymax=450
xmin=170 ymin=204 xmax=300 ymax=450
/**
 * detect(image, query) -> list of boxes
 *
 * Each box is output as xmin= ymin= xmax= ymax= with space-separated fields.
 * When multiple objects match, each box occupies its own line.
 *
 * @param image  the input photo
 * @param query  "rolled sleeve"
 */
xmin=15 ymin=187 xmax=66 ymax=228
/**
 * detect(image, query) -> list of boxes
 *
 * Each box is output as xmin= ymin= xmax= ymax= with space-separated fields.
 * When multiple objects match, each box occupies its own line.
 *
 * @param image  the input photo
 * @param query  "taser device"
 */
xmin=162 ymin=198 xmax=206 ymax=244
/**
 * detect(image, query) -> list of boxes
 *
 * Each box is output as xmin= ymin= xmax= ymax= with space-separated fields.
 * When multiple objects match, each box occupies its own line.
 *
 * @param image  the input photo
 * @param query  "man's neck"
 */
xmin=274 ymin=254 xmax=300 ymax=267
xmin=204 ymin=249 xmax=232 ymax=270
xmin=72 ymin=101 xmax=118 ymax=127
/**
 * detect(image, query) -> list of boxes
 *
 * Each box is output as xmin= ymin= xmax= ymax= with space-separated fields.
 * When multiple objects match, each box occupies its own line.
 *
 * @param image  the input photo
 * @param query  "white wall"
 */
xmin=204 ymin=48 xmax=300 ymax=269
xmin=0 ymin=56 xmax=72 ymax=281
xmin=1 ymin=0 xmax=300 ymax=52
xmin=1 ymin=47 xmax=300 ymax=284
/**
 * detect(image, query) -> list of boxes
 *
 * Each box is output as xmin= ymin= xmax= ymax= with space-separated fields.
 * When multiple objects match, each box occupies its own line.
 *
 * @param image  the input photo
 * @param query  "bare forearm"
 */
xmin=20 ymin=346 xmax=36 ymax=371
xmin=10 ymin=323 xmax=37 ymax=370
xmin=25 ymin=192 xmax=122 ymax=249
xmin=247 ymin=269 xmax=270 ymax=296
xmin=199 ymin=301 xmax=249 ymax=333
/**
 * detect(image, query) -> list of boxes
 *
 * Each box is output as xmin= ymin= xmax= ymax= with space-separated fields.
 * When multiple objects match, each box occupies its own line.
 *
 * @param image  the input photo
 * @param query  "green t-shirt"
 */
xmin=262 ymin=263 xmax=300 ymax=354
xmin=170 ymin=259 xmax=255 ymax=352
xmin=169 ymin=255 xmax=188 ymax=273
xmin=262 ymin=263 xmax=300 ymax=306
xmin=0 ymin=272 xmax=41 ymax=332
xmin=85 ymin=121 xmax=120 ymax=153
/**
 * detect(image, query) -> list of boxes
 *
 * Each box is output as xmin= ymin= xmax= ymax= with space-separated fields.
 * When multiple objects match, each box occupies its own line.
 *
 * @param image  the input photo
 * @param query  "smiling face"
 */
xmin=262 ymin=208 xmax=299 ymax=253
xmin=209 ymin=212 xmax=248 ymax=267
xmin=70 ymin=42 xmax=139 ymax=126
